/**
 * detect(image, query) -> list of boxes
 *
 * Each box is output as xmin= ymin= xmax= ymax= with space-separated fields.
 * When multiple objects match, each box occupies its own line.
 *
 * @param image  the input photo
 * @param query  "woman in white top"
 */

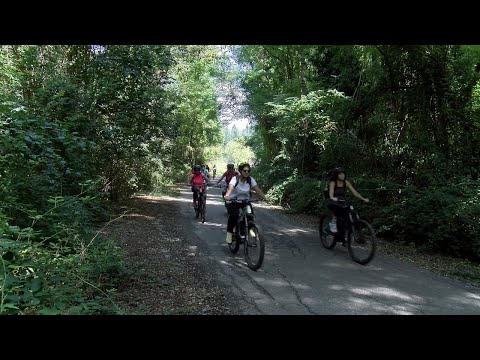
xmin=224 ymin=163 xmax=267 ymax=244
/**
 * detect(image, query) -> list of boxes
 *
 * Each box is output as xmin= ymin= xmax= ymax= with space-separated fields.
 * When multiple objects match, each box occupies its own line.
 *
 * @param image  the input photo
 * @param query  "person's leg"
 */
xmin=327 ymin=202 xmax=339 ymax=233
xmin=193 ymin=188 xmax=198 ymax=207
xmin=225 ymin=203 xmax=239 ymax=243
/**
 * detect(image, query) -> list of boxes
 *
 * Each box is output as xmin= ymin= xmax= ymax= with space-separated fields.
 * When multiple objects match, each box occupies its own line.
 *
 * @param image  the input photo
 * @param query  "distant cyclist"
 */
xmin=216 ymin=163 xmax=239 ymax=197
xmin=200 ymin=164 xmax=210 ymax=180
xmin=190 ymin=165 xmax=207 ymax=208
xmin=212 ymin=165 xmax=217 ymax=179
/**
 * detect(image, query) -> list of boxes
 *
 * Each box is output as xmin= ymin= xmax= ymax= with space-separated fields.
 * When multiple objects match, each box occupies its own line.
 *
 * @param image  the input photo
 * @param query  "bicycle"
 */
xmin=319 ymin=199 xmax=376 ymax=265
xmin=226 ymin=197 xmax=265 ymax=271
xmin=194 ymin=185 xmax=207 ymax=223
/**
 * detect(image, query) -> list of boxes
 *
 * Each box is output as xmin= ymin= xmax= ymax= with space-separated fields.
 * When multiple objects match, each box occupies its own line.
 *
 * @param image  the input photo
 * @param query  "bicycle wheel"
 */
xmin=347 ymin=219 xmax=376 ymax=265
xmin=244 ymin=224 xmax=264 ymax=271
xmin=201 ymin=195 xmax=206 ymax=223
xmin=195 ymin=198 xmax=200 ymax=218
xmin=319 ymin=215 xmax=336 ymax=249
xmin=229 ymin=228 xmax=240 ymax=254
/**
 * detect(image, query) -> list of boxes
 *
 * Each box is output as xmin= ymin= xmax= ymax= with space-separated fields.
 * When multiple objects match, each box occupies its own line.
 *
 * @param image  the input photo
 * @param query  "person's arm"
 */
xmin=224 ymin=183 xmax=235 ymax=199
xmin=346 ymin=180 xmax=369 ymax=202
xmin=189 ymin=174 xmax=193 ymax=185
xmin=251 ymin=185 xmax=267 ymax=201
xmin=216 ymin=174 xmax=224 ymax=184
xmin=329 ymin=181 xmax=338 ymax=201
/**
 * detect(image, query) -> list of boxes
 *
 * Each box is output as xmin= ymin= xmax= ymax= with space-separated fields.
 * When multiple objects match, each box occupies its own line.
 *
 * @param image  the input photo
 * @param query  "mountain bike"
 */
xmin=226 ymin=198 xmax=264 ymax=271
xmin=319 ymin=200 xmax=376 ymax=265
xmin=194 ymin=186 xmax=207 ymax=223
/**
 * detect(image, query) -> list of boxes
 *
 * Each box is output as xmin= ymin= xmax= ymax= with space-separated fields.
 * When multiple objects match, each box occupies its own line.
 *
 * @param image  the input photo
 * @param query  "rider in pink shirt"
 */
xmin=190 ymin=164 xmax=207 ymax=207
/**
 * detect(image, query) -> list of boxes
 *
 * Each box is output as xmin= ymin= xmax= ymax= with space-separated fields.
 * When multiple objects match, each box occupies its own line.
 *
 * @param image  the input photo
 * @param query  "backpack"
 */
xmin=234 ymin=175 xmax=252 ymax=197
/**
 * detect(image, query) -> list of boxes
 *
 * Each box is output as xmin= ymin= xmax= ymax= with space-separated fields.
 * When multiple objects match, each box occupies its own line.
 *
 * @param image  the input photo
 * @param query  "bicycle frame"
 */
xmin=236 ymin=201 xmax=255 ymax=239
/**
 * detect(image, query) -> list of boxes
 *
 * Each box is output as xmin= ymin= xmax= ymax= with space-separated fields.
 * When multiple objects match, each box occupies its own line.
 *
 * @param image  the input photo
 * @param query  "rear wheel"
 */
xmin=319 ymin=215 xmax=336 ymax=249
xmin=245 ymin=224 xmax=264 ymax=271
xmin=347 ymin=219 xmax=376 ymax=265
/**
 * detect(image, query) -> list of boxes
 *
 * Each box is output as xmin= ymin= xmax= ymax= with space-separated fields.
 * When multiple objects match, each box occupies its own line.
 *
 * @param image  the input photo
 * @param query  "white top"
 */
xmin=228 ymin=176 xmax=257 ymax=200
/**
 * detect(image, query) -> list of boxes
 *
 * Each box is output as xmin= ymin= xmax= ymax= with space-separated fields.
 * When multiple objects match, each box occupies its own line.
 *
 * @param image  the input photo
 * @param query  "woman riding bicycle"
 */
xmin=190 ymin=164 xmax=207 ymax=208
xmin=216 ymin=163 xmax=239 ymax=196
xmin=327 ymin=165 xmax=369 ymax=233
xmin=224 ymin=163 xmax=267 ymax=244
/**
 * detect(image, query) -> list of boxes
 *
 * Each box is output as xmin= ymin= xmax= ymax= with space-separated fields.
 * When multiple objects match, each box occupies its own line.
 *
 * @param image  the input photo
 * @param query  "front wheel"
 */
xmin=195 ymin=199 xmax=200 ymax=218
xmin=244 ymin=224 xmax=264 ymax=271
xmin=201 ymin=195 xmax=206 ymax=223
xmin=319 ymin=215 xmax=336 ymax=249
xmin=229 ymin=228 xmax=240 ymax=254
xmin=347 ymin=219 xmax=376 ymax=265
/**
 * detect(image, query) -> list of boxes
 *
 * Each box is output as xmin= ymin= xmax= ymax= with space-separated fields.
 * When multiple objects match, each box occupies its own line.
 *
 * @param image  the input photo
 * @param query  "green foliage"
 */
xmin=1 ymin=224 xmax=128 ymax=315
xmin=236 ymin=44 xmax=480 ymax=261
xmin=378 ymin=180 xmax=480 ymax=261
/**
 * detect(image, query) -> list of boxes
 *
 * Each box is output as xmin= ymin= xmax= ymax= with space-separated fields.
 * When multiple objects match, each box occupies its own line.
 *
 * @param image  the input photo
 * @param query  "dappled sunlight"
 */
xmin=447 ymin=293 xmax=480 ymax=308
xmin=259 ymin=279 xmax=290 ymax=287
xmin=465 ymin=293 xmax=480 ymax=301
xmin=263 ymin=227 xmax=315 ymax=238
xmin=292 ymin=283 xmax=311 ymax=290
xmin=349 ymin=286 xmax=424 ymax=302
xmin=346 ymin=297 xmax=418 ymax=314
xmin=196 ymin=221 xmax=225 ymax=228
xmin=282 ymin=228 xmax=313 ymax=234
xmin=125 ymin=213 xmax=156 ymax=220
xmin=264 ymin=250 xmax=280 ymax=260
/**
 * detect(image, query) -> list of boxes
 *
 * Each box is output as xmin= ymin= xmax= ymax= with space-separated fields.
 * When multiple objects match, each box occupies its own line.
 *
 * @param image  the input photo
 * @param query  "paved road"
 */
xmin=178 ymin=182 xmax=480 ymax=314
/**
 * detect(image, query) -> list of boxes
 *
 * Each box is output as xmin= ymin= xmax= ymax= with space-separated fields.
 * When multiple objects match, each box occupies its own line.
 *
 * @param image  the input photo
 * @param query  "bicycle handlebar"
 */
xmin=225 ymin=198 xmax=260 ymax=204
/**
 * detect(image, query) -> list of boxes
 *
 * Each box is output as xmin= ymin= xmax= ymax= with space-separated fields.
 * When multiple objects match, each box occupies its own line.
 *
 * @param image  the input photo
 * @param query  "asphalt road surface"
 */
xmin=178 ymin=182 xmax=480 ymax=315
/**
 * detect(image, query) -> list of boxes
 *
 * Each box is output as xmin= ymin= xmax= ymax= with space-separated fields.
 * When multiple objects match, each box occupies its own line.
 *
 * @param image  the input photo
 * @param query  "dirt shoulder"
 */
xmin=104 ymin=193 xmax=236 ymax=315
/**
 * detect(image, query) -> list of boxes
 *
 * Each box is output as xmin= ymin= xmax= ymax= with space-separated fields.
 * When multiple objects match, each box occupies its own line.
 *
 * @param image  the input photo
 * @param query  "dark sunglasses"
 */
xmin=242 ymin=169 xmax=251 ymax=173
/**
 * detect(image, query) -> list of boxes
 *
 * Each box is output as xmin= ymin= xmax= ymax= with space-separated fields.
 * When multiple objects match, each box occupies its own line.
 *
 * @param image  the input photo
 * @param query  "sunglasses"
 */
xmin=242 ymin=169 xmax=251 ymax=173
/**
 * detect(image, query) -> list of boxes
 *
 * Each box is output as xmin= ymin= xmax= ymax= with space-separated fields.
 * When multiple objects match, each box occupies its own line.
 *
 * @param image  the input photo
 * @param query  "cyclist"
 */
xmin=201 ymin=164 xmax=210 ymax=179
xmin=190 ymin=164 xmax=207 ymax=208
xmin=212 ymin=165 xmax=217 ymax=179
xmin=224 ymin=163 xmax=267 ymax=244
xmin=327 ymin=165 xmax=369 ymax=233
xmin=216 ymin=163 xmax=239 ymax=198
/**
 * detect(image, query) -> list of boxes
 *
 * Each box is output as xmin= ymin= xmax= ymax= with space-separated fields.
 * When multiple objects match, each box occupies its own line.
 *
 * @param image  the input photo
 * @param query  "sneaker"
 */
xmin=225 ymin=232 xmax=233 ymax=244
xmin=249 ymin=228 xmax=256 ymax=238
xmin=329 ymin=221 xmax=337 ymax=233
